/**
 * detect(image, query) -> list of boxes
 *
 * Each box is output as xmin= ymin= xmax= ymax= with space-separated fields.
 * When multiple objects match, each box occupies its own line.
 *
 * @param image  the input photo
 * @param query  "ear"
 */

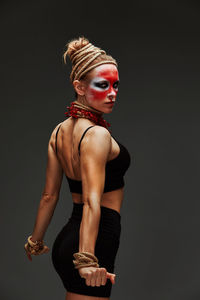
xmin=73 ymin=80 xmax=86 ymax=96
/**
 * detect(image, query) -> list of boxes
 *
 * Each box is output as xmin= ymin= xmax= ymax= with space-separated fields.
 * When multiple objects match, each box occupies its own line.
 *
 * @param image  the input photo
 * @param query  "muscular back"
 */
xmin=51 ymin=117 xmax=114 ymax=182
xmin=47 ymin=116 xmax=124 ymax=211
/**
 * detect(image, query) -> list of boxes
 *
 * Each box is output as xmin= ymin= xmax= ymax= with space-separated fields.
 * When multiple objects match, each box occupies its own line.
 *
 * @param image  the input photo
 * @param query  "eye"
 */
xmin=95 ymin=81 xmax=109 ymax=89
xmin=113 ymin=81 xmax=119 ymax=89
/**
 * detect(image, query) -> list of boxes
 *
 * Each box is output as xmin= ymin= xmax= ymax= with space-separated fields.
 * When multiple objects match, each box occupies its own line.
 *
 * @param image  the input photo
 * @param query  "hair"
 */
xmin=62 ymin=36 xmax=117 ymax=83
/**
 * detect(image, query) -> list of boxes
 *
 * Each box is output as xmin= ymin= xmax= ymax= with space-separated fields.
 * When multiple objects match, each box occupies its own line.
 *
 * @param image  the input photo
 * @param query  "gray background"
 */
xmin=1 ymin=0 xmax=200 ymax=299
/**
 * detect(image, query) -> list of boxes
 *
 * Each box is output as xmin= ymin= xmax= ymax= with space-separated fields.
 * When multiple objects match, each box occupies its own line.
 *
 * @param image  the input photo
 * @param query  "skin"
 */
xmin=25 ymin=64 xmax=124 ymax=300
xmin=84 ymin=65 xmax=119 ymax=105
xmin=73 ymin=64 xmax=119 ymax=114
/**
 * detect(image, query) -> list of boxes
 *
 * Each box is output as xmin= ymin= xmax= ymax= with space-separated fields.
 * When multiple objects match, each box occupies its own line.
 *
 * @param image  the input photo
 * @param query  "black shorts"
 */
xmin=51 ymin=202 xmax=121 ymax=298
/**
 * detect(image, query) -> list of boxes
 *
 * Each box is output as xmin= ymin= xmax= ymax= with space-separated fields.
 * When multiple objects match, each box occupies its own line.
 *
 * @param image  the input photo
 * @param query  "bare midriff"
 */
xmin=71 ymin=187 xmax=124 ymax=214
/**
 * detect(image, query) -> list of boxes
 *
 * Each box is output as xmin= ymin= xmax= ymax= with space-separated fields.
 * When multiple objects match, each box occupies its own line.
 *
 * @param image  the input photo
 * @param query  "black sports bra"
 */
xmin=55 ymin=124 xmax=131 ymax=193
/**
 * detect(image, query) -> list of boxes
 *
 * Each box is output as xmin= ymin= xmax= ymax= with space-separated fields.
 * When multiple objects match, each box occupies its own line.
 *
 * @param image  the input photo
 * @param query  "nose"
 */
xmin=108 ymin=87 xmax=117 ymax=100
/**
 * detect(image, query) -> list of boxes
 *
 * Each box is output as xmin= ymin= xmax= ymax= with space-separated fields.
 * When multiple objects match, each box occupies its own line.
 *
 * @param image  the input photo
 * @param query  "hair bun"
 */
xmin=62 ymin=36 xmax=117 ymax=83
xmin=63 ymin=36 xmax=90 ymax=64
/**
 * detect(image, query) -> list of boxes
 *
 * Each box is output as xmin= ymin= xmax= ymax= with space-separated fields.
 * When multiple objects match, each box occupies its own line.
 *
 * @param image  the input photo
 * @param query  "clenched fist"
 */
xmin=24 ymin=242 xmax=50 ymax=261
xmin=78 ymin=266 xmax=116 ymax=286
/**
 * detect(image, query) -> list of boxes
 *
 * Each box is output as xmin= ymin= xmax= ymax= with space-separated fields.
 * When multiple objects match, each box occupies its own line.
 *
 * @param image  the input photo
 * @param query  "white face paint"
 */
xmin=85 ymin=65 xmax=119 ymax=103
xmin=89 ymin=76 xmax=110 ymax=92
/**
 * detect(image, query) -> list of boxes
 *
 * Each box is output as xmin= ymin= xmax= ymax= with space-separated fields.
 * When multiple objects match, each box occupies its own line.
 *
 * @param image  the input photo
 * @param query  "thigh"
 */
xmin=95 ymin=210 xmax=121 ymax=271
xmin=51 ymin=218 xmax=79 ymax=283
xmin=95 ymin=227 xmax=121 ymax=272
xmin=51 ymin=211 xmax=121 ymax=298
xmin=66 ymin=291 xmax=110 ymax=300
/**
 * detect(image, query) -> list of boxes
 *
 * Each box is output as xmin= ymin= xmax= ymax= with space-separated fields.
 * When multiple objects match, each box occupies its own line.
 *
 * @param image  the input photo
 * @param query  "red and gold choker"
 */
xmin=64 ymin=101 xmax=111 ymax=130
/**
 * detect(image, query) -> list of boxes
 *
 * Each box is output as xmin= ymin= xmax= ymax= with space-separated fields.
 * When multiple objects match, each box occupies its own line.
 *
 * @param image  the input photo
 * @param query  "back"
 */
xmin=54 ymin=119 xmax=113 ymax=182
xmin=54 ymin=118 xmax=87 ymax=181
xmin=54 ymin=120 xmax=131 ymax=195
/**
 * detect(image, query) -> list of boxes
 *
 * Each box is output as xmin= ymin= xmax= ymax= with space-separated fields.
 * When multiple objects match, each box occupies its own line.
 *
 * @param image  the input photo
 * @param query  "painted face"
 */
xmin=86 ymin=64 xmax=119 ymax=102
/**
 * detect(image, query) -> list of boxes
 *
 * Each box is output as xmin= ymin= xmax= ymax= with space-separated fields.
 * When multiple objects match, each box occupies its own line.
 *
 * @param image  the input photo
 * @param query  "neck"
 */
xmin=76 ymin=96 xmax=103 ymax=116
xmin=64 ymin=100 xmax=111 ymax=131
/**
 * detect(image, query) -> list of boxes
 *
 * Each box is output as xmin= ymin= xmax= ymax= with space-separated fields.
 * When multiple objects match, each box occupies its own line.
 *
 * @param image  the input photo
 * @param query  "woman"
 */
xmin=24 ymin=37 xmax=131 ymax=299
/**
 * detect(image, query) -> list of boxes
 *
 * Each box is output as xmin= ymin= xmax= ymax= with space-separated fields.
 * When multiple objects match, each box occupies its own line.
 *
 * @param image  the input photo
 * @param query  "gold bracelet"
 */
xmin=28 ymin=236 xmax=44 ymax=249
xmin=74 ymin=261 xmax=99 ymax=269
xmin=73 ymin=251 xmax=100 ymax=269
xmin=24 ymin=235 xmax=44 ymax=254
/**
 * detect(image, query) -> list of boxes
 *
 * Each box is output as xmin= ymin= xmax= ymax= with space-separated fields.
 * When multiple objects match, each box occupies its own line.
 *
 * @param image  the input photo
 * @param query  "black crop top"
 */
xmin=55 ymin=125 xmax=131 ymax=193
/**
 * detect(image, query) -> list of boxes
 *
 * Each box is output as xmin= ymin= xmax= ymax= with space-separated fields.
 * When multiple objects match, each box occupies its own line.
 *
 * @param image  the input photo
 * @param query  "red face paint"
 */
xmin=86 ymin=65 xmax=119 ymax=102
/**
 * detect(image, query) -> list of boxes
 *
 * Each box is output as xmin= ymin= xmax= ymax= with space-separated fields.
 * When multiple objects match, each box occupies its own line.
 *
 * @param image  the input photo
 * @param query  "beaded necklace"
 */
xmin=64 ymin=101 xmax=111 ymax=130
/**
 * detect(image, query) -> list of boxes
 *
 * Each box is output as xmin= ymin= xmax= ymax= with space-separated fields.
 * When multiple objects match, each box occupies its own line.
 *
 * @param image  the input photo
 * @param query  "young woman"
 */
xmin=24 ymin=37 xmax=131 ymax=300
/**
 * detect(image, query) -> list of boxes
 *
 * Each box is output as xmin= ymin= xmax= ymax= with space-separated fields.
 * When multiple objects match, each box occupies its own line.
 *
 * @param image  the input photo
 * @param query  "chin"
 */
xmin=102 ymin=107 xmax=113 ymax=114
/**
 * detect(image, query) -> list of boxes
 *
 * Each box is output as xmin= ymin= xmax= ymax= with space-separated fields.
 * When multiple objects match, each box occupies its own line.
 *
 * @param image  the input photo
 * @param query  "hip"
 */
xmin=52 ymin=202 xmax=122 ymax=271
xmin=69 ymin=202 xmax=121 ymax=240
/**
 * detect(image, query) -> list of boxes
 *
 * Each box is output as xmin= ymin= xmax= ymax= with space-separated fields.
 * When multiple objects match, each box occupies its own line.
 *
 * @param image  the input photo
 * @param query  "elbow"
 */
xmin=83 ymin=192 xmax=101 ymax=210
xmin=83 ymin=201 xmax=100 ymax=213
xmin=82 ymin=201 xmax=101 ymax=225
xmin=82 ymin=198 xmax=101 ymax=219
xmin=40 ymin=193 xmax=58 ymax=205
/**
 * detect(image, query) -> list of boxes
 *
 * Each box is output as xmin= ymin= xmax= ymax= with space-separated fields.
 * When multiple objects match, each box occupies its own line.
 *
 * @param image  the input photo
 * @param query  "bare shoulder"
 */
xmin=49 ymin=122 xmax=63 ymax=147
xmin=53 ymin=122 xmax=63 ymax=134
xmin=87 ymin=125 xmax=111 ymax=139
xmin=80 ymin=125 xmax=112 ymax=161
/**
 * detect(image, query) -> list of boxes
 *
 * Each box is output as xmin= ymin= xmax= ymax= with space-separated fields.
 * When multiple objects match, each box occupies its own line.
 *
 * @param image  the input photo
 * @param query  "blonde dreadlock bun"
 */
xmin=63 ymin=36 xmax=117 ymax=82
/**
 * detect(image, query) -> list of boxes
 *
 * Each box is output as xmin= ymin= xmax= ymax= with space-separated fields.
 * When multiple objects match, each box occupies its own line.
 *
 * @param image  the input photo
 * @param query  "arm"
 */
xmin=31 ymin=136 xmax=63 ymax=242
xmin=78 ymin=126 xmax=111 ymax=255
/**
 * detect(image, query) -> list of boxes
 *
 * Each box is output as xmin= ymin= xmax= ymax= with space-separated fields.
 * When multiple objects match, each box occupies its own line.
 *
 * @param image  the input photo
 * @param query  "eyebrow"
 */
xmin=94 ymin=79 xmax=120 ymax=83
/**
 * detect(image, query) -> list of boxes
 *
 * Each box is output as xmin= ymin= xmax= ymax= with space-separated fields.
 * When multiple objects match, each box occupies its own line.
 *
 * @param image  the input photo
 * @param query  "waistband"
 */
xmin=70 ymin=202 xmax=121 ymax=221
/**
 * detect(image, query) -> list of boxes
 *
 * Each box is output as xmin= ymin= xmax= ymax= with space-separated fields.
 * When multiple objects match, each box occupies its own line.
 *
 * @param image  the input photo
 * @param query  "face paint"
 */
xmin=86 ymin=67 xmax=119 ymax=101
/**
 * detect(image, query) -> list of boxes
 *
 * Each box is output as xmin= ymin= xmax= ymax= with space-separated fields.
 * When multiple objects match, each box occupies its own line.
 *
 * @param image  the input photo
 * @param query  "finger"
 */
xmin=44 ymin=246 xmax=50 ymax=253
xmin=25 ymin=249 xmax=32 ymax=261
xmin=38 ymin=246 xmax=50 ymax=255
xmin=24 ymin=244 xmax=32 ymax=261
xmin=28 ymin=253 xmax=32 ymax=261
xmin=85 ymin=271 xmax=92 ymax=286
xmin=100 ymin=268 xmax=107 ymax=285
xmin=29 ymin=245 xmax=49 ymax=256
xmin=112 ymin=274 xmax=116 ymax=284
xmin=107 ymin=272 xmax=116 ymax=284
xmin=90 ymin=269 xmax=97 ymax=287
xmin=95 ymin=269 xmax=101 ymax=287
xmin=111 ymin=274 xmax=116 ymax=284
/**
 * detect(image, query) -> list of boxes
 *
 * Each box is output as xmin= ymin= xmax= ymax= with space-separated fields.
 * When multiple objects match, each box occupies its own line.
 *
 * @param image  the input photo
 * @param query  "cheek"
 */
xmin=87 ymin=87 xmax=108 ymax=101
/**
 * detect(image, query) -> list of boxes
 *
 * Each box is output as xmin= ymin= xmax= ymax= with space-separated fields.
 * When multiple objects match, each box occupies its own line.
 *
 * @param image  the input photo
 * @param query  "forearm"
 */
xmin=31 ymin=196 xmax=57 ymax=242
xmin=79 ymin=202 xmax=101 ymax=255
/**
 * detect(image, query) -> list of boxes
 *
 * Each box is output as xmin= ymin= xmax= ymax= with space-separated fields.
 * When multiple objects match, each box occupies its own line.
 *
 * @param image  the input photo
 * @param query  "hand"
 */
xmin=24 ymin=242 xmax=50 ymax=262
xmin=78 ymin=266 xmax=116 ymax=286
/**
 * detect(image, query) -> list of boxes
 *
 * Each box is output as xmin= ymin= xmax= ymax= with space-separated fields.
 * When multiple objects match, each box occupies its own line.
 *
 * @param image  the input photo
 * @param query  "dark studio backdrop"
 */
xmin=1 ymin=1 xmax=200 ymax=299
